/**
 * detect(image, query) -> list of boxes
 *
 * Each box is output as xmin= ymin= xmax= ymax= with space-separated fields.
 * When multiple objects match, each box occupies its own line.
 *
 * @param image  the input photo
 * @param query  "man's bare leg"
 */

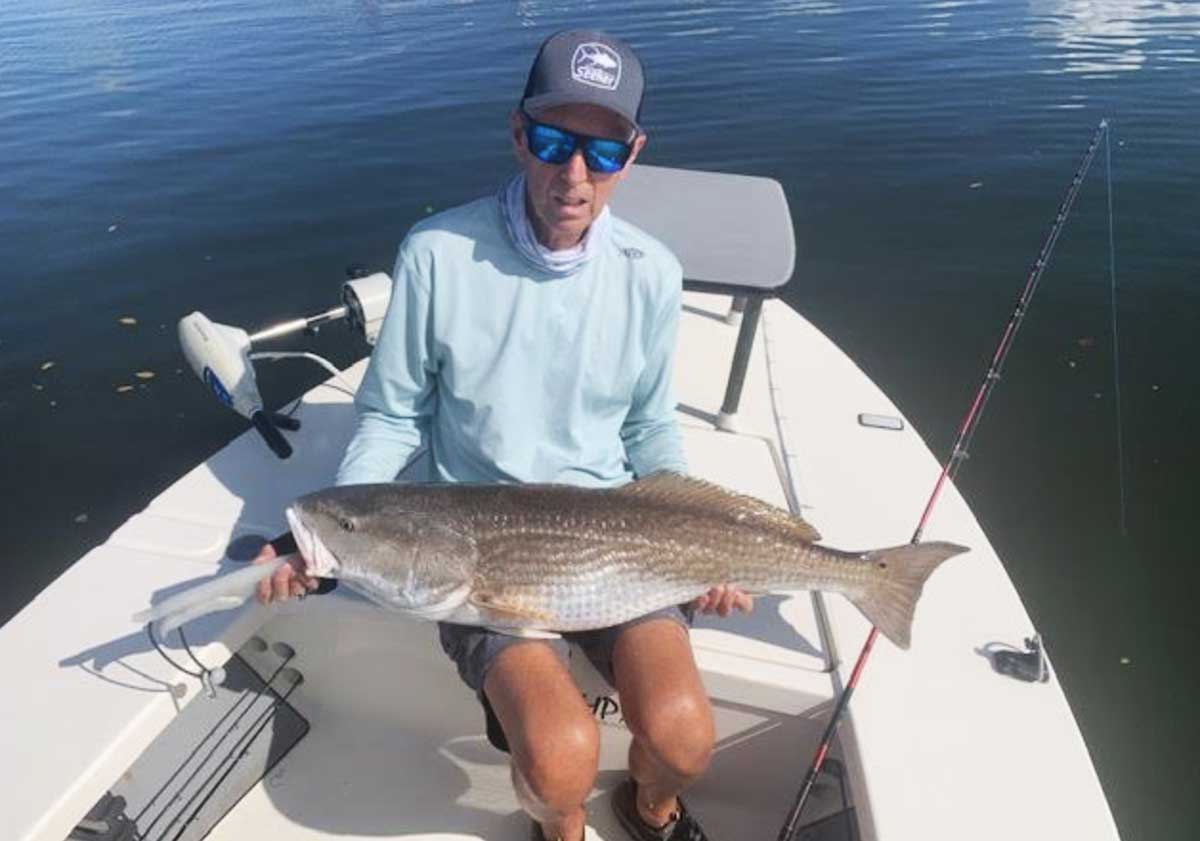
xmin=484 ymin=642 xmax=600 ymax=841
xmin=612 ymin=618 xmax=716 ymax=828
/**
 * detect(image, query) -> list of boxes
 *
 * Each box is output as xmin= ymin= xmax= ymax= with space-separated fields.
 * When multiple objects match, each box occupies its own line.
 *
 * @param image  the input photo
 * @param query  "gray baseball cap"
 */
xmin=521 ymin=30 xmax=645 ymax=134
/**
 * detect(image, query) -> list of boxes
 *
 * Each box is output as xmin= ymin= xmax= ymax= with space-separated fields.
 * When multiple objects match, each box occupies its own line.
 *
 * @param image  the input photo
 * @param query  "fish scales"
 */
xmin=283 ymin=473 xmax=969 ymax=648
xmin=133 ymin=473 xmax=968 ymax=650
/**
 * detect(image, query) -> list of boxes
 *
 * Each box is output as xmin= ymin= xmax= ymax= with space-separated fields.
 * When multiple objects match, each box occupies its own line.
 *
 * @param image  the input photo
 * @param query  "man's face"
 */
xmin=510 ymin=103 xmax=646 ymax=250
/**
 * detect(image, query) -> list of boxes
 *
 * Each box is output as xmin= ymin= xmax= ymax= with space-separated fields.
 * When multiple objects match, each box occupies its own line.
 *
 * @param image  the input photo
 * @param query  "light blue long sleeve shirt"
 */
xmin=336 ymin=193 xmax=687 ymax=488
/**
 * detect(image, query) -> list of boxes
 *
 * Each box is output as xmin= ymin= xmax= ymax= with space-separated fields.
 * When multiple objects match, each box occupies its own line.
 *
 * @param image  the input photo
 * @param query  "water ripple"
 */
xmin=1029 ymin=0 xmax=1200 ymax=76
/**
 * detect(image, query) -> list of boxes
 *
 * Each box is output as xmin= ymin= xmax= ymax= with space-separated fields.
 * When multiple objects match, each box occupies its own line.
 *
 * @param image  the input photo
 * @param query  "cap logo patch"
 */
xmin=571 ymin=43 xmax=621 ymax=91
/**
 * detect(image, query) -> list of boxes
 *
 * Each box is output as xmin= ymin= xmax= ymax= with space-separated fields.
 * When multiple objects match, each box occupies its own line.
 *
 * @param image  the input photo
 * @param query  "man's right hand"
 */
xmin=254 ymin=541 xmax=318 ymax=604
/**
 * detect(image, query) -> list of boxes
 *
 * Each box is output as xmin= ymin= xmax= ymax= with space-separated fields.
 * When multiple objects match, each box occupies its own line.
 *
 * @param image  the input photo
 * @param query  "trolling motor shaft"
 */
xmin=178 ymin=270 xmax=392 ymax=459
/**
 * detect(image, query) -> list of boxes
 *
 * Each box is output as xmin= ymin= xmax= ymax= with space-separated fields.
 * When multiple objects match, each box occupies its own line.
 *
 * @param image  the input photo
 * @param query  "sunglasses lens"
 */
xmin=525 ymin=116 xmax=632 ymax=173
xmin=527 ymin=123 xmax=575 ymax=164
xmin=584 ymin=139 xmax=630 ymax=174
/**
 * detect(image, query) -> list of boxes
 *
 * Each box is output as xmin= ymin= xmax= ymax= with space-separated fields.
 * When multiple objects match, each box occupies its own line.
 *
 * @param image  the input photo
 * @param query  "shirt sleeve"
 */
xmin=335 ymin=239 xmax=437 ymax=486
xmin=620 ymin=266 xmax=688 ymax=478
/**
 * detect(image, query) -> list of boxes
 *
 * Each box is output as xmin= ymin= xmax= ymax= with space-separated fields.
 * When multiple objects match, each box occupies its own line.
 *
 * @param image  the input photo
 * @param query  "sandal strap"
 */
xmin=611 ymin=779 xmax=710 ymax=841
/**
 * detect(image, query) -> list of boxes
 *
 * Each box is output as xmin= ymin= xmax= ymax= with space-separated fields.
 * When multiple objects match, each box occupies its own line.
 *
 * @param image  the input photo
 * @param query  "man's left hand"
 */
xmin=692 ymin=585 xmax=753 ymax=617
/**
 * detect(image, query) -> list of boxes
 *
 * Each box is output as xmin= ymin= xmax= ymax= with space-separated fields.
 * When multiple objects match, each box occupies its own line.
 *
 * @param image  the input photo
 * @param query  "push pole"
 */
xmin=775 ymin=119 xmax=1111 ymax=841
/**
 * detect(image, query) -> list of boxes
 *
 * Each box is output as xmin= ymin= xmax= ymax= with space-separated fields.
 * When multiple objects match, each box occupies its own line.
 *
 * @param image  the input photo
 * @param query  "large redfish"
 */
xmin=136 ymin=473 xmax=966 ymax=649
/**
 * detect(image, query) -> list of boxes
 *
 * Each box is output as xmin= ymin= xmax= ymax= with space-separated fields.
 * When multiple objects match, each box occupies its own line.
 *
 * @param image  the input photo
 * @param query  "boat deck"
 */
xmin=1 ymin=291 xmax=1119 ymax=841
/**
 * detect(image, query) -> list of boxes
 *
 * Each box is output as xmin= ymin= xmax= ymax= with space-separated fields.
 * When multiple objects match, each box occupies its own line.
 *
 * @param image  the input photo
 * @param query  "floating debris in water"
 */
xmin=1151 ymin=384 xmax=1160 ymax=391
xmin=204 ymin=255 xmax=213 ymax=262
xmin=32 ymin=383 xmax=44 ymax=391
xmin=1067 ymin=360 xmax=1077 ymax=368
xmin=108 ymin=224 xmax=118 ymax=233
xmin=116 ymin=384 xmax=134 ymax=393
xmin=49 ymin=400 xmax=57 ymax=408
xmin=969 ymin=181 xmax=983 ymax=189
xmin=118 ymin=316 xmax=138 ymax=326
xmin=1119 ymin=656 xmax=1131 ymax=665
xmin=1093 ymin=392 xmax=1103 ymax=399
xmin=135 ymin=370 xmax=155 ymax=380
xmin=74 ymin=513 xmax=89 ymax=524
xmin=1076 ymin=336 xmax=1096 ymax=348
xmin=175 ymin=368 xmax=183 ymax=375
xmin=40 ymin=361 xmax=55 ymax=371
xmin=425 ymin=205 xmax=434 ymax=214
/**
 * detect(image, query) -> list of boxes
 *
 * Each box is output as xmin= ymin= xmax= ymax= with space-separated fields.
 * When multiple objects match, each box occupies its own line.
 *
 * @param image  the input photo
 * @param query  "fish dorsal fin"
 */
xmin=617 ymin=472 xmax=821 ymax=542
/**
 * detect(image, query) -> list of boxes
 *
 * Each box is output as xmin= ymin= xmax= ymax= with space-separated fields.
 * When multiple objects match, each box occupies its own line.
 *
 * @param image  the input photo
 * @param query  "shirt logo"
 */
xmin=571 ymin=43 xmax=621 ymax=91
xmin=621 ymin=247 xmax=644 ymax=260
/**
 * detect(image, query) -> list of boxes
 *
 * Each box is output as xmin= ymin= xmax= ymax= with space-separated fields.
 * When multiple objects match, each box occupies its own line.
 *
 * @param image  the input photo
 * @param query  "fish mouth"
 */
xmin=285 ymin=505 xmax=340 ymax=577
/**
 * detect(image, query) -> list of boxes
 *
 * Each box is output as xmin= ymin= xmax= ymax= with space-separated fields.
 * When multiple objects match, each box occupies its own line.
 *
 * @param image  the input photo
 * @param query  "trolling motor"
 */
xmin=178 ymin=268 xmax=392 ymax=458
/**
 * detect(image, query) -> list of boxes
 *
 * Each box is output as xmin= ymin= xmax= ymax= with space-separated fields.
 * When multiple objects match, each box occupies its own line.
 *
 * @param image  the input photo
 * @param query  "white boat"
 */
xmin=0 ymin=166 xmax=1121 ymax=841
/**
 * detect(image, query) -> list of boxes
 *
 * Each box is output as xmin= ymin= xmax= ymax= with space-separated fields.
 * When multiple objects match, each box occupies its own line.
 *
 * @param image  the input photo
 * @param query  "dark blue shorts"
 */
xmin=437 ymin=605 xmax=694 ymax=752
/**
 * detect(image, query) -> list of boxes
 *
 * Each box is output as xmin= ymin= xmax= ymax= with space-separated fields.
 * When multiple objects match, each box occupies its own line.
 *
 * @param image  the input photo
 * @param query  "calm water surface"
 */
xmin=2 ymin=2 xmax=1197 ymax=838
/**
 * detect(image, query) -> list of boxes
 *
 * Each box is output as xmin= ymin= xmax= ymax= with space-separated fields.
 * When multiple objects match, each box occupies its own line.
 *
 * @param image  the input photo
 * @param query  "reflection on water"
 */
xmin=1031 ymin=0 xmax=1200 ymax=76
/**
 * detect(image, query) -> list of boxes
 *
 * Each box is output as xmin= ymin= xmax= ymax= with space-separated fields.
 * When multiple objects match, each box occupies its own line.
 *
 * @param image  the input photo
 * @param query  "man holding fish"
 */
xmin=257 ymin=29 xmax=744 ymax=841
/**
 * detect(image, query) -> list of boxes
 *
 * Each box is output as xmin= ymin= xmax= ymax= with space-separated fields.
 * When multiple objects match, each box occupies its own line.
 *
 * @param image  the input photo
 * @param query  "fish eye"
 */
xmin=338 ymin=516 xmax=356 ymax=532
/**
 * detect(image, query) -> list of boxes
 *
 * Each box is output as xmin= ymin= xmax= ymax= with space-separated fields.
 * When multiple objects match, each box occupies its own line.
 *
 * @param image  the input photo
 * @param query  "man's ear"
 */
xmin=630 ymin=132 xmax=647 ymax=162
xmin=616 ymin=132 xmax=647 ymax=181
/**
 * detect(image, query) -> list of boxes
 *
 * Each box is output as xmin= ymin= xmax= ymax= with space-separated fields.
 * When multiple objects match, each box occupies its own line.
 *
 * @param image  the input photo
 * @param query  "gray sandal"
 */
xmin=611 ymin=778 xmax=709 ymax=841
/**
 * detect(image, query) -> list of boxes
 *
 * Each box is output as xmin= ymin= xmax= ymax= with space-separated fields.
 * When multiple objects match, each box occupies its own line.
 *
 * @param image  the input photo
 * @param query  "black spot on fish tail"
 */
xmin=846 ymin=541 xmax=969 ymax=649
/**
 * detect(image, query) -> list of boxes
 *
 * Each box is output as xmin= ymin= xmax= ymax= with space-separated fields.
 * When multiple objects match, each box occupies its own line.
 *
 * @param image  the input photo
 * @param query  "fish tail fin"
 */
xmin=132 ymin=556 xmax=290 ymax=635
xmin=847 ymin=541 xmax=968 ymax=650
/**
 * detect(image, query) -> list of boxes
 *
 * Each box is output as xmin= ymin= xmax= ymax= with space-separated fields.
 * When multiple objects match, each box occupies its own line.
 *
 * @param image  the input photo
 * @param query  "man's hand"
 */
xmin=691 ymin=585 xmax=753 ymax=617
xmin=253 ymin=541 xmax=318 ymax=604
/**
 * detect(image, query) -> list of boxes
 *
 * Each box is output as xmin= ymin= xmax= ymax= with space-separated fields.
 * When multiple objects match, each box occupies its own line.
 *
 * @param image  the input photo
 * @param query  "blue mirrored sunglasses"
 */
xmin=522 ymin=110 xmax=633 ymax=175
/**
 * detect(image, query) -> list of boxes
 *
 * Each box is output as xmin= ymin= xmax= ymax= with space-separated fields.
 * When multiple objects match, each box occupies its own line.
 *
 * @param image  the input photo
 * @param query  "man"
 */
xmin=256 ymin=29 xmax=750 ymax=841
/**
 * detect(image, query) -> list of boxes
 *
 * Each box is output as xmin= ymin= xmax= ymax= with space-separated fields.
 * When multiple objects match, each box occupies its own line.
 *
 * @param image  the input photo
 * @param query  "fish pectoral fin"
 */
xmin=468 ymin=591 xmax=556 ymax=626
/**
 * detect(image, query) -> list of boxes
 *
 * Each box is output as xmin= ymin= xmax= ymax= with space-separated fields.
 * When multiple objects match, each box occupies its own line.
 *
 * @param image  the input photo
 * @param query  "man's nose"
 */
xmin=560 ymin=147 xmax=589 ymax=184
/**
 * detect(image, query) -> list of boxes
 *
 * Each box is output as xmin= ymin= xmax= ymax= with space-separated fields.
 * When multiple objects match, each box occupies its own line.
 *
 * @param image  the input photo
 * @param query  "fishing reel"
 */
xmin=179 ymin=267 xmax=392 ymax=459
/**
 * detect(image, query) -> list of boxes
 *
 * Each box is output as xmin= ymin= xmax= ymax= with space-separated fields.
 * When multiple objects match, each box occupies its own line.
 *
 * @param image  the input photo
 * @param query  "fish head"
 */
xmin=287 ymin=485 xmax=477 ymax=612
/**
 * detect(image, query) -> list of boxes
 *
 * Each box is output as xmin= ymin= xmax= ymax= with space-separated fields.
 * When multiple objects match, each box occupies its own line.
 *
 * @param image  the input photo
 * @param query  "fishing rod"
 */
xmin=776 ymin=118 xmax=1113 ymax=841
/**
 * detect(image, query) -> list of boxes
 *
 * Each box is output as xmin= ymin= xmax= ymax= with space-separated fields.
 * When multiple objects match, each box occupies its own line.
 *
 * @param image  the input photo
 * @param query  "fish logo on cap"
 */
xmin=571 ymin=43 xmax=621 ymax=91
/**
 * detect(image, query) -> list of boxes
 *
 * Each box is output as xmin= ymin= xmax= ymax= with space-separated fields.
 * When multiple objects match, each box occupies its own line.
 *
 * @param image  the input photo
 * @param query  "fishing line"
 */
xmin=776 ymin=118 xmax=1114 ymax=841
xmin=1106 ymin=126 xmax=1128 ymax=536
xmin=919 ymin=119 xmax=1110 ymax=530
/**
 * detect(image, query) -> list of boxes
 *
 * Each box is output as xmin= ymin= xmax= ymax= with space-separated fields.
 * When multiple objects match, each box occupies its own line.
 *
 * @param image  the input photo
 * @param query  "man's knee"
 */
xmin=483 ymin=644 xmax=600 ymax=810
xmin=514 ymin=713 xmax=601 ymax=809
xmin=632 ymin=690 xmax=715 ymax=780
